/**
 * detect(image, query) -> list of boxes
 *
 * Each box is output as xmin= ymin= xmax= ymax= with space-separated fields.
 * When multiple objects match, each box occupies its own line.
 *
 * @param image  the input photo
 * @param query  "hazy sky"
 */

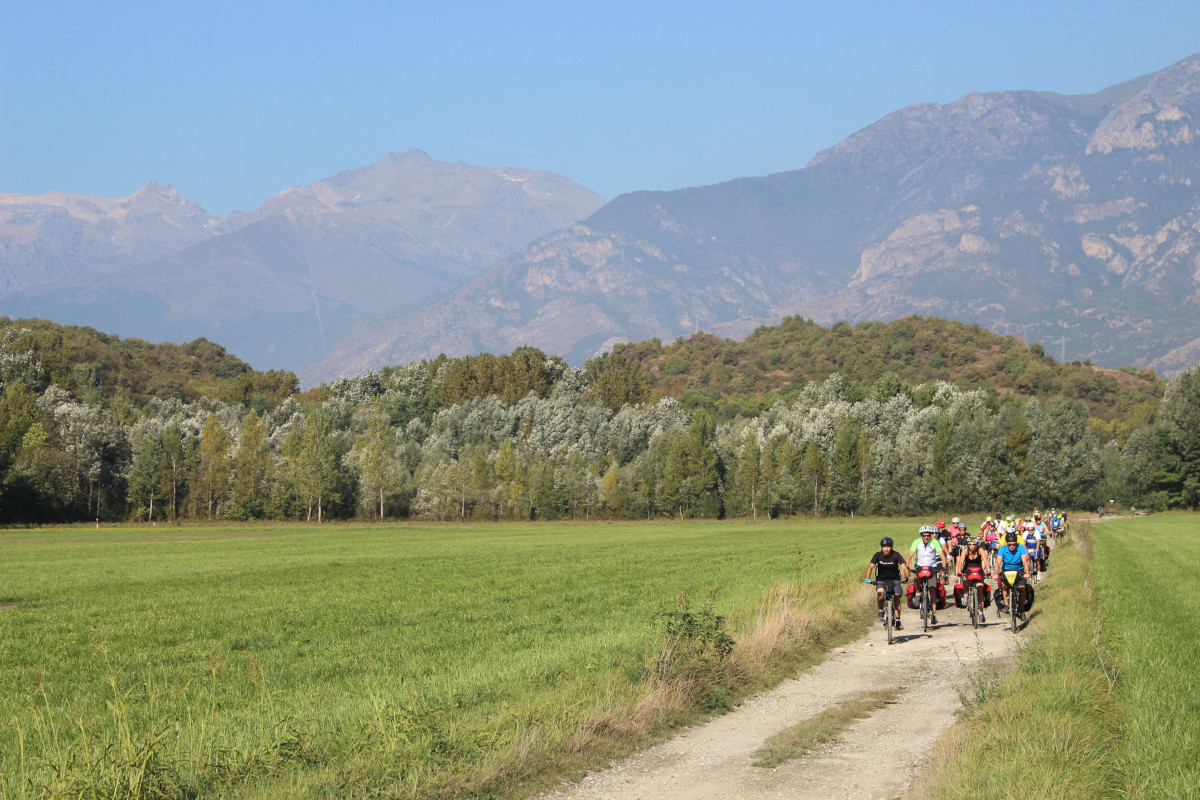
xmin=3 ymin=1 xmax=1199 ymax=217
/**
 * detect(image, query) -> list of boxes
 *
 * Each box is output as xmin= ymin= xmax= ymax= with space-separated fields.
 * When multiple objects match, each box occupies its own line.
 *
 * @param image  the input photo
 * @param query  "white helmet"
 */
xmin=951 ymin=517 xmax=961 ymax=525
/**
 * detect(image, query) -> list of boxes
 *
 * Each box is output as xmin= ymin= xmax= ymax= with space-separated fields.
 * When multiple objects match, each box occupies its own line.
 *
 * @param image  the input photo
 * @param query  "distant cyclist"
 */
xmin=950 ymin=518 xmax=970 ymax=561
xmin=982 ymin=517 xmax=1000 ymax=570
xmin=1033 ymin=512 xmax=1051 ymax=568
xmin=934 ymin=519 xmax=952 ymax=556
xmin=866 ymin=536 xmax=911 ymax=630
xmin=1022 ymin=520 xmax=1042 ymax=575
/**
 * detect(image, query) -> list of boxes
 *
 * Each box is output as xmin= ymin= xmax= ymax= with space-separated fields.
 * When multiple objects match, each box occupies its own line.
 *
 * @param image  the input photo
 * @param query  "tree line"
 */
xmin=2 ymin=325 xmax=1197 ymax=523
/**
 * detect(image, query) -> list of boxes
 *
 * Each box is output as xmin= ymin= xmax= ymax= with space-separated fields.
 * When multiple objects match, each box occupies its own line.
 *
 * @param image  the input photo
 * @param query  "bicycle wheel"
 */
xmin=885 ymin=595 xmax=894 ymax=645
xmin=1010 ymin=586 xmax=1020 ymax=632
xmin=969 ymin=584 xmax=978 ymax=628
xmin=922 ymin=586 xmax=931 ymax=633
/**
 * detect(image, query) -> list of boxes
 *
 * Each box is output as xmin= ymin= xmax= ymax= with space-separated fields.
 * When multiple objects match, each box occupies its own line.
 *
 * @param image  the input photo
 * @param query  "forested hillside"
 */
xmin=0 ymin=316 xmax=1195 ymax=524
xmin=617 ymin=316 xmax=1162 ymax=425
xmin=0 ymin=318 xmax=298 ymax=410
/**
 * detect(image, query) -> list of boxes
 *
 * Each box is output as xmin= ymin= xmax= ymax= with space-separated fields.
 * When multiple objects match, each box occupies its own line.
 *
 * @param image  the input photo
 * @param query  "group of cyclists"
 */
xmin=864 ymin=510 xmax=1069 ymax=632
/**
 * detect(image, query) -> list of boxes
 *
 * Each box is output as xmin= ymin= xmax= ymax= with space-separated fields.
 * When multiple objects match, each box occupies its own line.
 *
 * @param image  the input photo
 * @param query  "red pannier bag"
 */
xmin=964 ymin=567 xmax=992 ymax=608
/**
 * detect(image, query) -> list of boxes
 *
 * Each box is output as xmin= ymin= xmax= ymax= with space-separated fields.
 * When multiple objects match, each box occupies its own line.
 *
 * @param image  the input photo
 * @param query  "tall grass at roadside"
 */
xmin=907 ymin=528 xmax=1123 ymax=799
xmin=0 ymin=519 xmax=888 ymax=799
xmin=1089 ymin=515 xmax=1200 ymax=799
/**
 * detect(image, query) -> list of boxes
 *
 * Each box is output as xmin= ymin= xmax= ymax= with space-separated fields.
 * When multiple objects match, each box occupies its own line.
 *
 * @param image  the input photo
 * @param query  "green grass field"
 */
xmin=1090 ymin=515 xmax=1200 ymax=799
xmin=0 ymin=519 xmax=895 ymax=799
xmin=911 ymin=514 xmax=1200 ymax=800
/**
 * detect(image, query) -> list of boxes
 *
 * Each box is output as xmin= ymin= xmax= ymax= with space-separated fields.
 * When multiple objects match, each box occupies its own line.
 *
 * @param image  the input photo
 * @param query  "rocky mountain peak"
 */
xmin=124 ymin=182 xmax=213 ymax=222
xmin=302 ymin=52 xmax=1200 ymax=382
xmin=1088 ymin=52 xmax=1200 ymax=154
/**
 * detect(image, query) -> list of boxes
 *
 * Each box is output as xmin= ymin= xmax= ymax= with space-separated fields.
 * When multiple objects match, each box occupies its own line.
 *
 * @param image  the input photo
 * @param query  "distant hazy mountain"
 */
xmin=305 ymin=53 xmax=1200 ymax=383
xmin=0 ymin=183 xmax=217 ymax=294
xmin=0 ymin=150 xmax=603 ymax=370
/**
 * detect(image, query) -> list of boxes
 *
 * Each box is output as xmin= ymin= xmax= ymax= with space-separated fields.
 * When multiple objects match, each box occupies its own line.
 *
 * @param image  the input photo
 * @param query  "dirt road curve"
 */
xmin=539 ymin=590 xmax=1023 ymax=800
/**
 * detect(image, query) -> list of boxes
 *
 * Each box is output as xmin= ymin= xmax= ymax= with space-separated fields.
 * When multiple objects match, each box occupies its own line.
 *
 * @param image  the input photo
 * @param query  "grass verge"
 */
xmin=752 ymin=688 xmax=901 ymax=768
xmin=906 ymin=527 xmax=1123 ymax=799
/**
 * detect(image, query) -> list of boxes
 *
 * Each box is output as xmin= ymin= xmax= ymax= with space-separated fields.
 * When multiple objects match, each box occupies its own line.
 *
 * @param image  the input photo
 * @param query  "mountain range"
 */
xmin=0 ymin=151 xmax=603 ymax=371
xmin=304 ymin=51 xmax=1200 ymax=383
xmin=5 ymin=53 xmax=1200 ymax=385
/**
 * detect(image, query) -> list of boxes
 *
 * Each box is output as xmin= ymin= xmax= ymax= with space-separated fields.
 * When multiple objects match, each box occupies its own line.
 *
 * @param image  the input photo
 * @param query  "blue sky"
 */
xmin=3 ymin=1 xmax=1198 ymax=217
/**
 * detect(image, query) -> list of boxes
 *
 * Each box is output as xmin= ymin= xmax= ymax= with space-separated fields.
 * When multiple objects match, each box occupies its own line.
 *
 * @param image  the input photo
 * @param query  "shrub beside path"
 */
xmin=538 ymin=595 xmax=1016 ymax=800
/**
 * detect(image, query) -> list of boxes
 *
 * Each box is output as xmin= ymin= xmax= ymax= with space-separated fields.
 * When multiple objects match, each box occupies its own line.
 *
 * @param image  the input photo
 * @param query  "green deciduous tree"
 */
xmin=195 ymin=414 xmax=233 ymax=518
xmin=661 ymin=412 xmax=722 ymax=518
xmin=583 ymin=352 xmax=649 ymax=410
xmin=343 ymin=405 xmax=401 ymax=520
xmin=296 ymin=410 xmax=343 ymax=523
xmin=1161 ymin=363 xmax=1200 ymax=508
xmin=229 ymin=410 xmax=271 ymax=519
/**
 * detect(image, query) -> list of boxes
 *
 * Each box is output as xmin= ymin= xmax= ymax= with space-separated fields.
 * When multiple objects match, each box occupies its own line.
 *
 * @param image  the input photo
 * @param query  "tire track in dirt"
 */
xmin=539 ymin=590 xmax=1026 ymax=800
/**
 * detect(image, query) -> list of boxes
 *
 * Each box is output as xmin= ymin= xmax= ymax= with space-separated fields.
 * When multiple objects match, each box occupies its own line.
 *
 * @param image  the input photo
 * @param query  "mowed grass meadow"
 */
xmin=1090 ymin=515 xmax=1200 ymax=799
xmin=912 ymin=513 xmax=1200 ymax=800
xmin=0 ymin=519 xmax=891 ymax=799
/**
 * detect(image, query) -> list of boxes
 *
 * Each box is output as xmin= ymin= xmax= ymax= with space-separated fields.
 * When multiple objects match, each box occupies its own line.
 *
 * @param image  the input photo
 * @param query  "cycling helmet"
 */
xmin=951 ymin=517 xmax=961 ymax=525
xmin=919 ymin=525 xmax=936 ymax=536
xmin=1034 ymin=512 xmax=1041 ymax=520
xmin=967 ymin=537 xmax=981 ymax=546
xmin=935 ymin=519 xmax=946 ymax=528
xmin=1005 ymin=532 xmax=1018 ymax=543
xmin=880 ymin=536 xmax=894 ymax=547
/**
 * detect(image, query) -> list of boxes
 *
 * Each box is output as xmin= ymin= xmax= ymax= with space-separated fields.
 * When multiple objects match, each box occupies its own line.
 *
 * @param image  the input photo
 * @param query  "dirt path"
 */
xmin=539 ymin=590 xmax=1024 ymax=800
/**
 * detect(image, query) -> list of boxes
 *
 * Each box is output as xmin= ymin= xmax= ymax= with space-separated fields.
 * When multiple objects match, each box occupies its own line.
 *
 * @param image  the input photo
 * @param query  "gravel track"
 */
xmin=538 ymin=587 xmax=1025 ymax=800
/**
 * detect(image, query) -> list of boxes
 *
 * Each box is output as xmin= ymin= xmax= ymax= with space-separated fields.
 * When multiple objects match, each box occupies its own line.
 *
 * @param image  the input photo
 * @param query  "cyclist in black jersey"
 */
xmin=866 ymin=536 xmax=911 ymax=630
xmin=955 ymin=538 xmax=991 ymax=623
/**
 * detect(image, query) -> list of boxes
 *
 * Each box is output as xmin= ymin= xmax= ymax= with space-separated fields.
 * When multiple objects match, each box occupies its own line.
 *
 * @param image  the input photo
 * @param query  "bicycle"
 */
xmin=867 ymin=579 xmax=904 ymax=645
xmin=1025 ymin=543 xmax=1041 ymax=583
xmin=914 ymin=566 xmax=937 ymax=633
xmin=961 ymin=567 xmax=988 ymax=628
xmin=1001 ymin=570 xmax=1026 ymax=632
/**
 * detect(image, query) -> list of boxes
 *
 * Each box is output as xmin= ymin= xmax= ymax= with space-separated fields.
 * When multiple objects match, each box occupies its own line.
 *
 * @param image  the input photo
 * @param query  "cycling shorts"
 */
xmin=874 ymin=579 xmax=904 ymax=597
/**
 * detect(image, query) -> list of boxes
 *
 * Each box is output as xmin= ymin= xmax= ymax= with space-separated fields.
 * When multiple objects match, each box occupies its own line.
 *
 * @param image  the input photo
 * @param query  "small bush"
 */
xmin=646 ymin=589 xmax=735 ymax=688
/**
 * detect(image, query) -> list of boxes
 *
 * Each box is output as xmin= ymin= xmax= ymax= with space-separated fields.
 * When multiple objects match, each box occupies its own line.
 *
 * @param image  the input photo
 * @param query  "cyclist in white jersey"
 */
xmin=906 ymin=525 xmax=948 ymax=625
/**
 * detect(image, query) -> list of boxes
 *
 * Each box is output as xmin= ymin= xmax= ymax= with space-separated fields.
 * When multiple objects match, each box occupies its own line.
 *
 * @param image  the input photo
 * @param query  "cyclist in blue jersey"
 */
xmin=996 ymin=532 xmax=1031 ymax=612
